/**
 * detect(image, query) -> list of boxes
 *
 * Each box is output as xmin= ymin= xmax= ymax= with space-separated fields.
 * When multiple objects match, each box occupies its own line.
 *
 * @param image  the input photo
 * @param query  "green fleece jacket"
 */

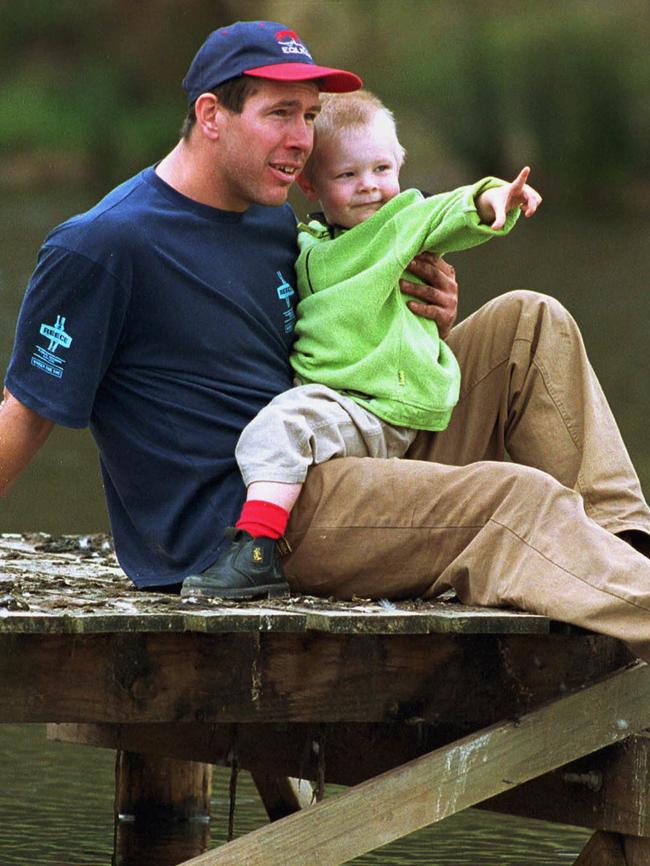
xmin=291 ymin=179 xmax=519 ymax=430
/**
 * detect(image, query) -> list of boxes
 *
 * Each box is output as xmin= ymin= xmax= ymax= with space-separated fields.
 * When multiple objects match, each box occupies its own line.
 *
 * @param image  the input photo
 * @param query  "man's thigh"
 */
xmin=285 ymin=454 xmax=544 ymax=599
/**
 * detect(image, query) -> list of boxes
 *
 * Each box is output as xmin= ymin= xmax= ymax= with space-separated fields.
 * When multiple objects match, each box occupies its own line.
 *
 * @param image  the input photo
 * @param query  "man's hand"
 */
xmin=400 ymin=252 xmax=458 ymax=340
xmin=476 ymin=166 xmax=542 ymax=230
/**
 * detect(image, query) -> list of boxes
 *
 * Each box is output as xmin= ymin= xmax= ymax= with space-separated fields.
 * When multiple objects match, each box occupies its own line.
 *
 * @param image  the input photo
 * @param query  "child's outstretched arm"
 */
xmin=476 ymin=167 xmax=542 ymax=230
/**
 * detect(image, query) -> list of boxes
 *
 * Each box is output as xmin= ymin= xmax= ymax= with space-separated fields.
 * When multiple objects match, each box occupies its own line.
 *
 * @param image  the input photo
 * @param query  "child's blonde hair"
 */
xmin=304 ymin=90 xmax=406 ymax=177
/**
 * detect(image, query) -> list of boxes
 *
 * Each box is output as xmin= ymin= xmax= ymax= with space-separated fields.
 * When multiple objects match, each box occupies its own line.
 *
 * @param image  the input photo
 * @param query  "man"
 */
xmin=0 ymin=21 xmax=454 ymax=587
xmin=3 ymin=22 xmax=650 ymax=661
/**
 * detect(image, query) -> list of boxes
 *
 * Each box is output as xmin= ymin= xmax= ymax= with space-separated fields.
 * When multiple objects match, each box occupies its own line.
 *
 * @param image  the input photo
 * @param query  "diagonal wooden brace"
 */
xmin=177 ymin=661 xmax=650 ymax=866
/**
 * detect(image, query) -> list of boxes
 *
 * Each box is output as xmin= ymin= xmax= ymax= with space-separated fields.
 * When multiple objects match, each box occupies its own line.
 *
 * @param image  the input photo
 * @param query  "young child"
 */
xmin=181 ymin=90 xmax=542 ymax=599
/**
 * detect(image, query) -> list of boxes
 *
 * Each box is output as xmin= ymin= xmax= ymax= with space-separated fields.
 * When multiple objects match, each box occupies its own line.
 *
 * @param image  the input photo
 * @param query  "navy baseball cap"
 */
xmin=182 ymin=21 xmax=362 ymax=105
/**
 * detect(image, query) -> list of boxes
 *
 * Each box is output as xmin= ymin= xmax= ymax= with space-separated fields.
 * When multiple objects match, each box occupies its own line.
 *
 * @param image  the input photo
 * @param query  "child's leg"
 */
xmin=234 ymin=383 xmax=415 ymax=541
xmin=181 ymin=385 xmax=415 ymax=599
xmin=235 ymin=484 xmax=302 ymax=541
xmin=246 ymin=481 xmax=303 ymax=511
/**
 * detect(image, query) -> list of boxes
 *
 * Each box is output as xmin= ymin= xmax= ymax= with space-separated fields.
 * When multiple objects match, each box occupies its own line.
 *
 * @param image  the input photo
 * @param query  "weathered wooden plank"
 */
xmin=573 ymin=832 xmax=626 ymax=866
xmin=0 ymin=604 xmax=552 ymax=636
xmin=3 ymin=631 xmax=631 ymax=724
xmin=0 ymin=532 xmax=553 ymax=636
xmin=177 ymin=662 xmax=650 ymax=866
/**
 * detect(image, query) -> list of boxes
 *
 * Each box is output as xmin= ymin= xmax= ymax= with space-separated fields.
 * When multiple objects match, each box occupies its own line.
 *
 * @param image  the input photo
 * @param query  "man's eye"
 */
xmin=336 ymin=172 xmax=354 ymax=179
xmin=376 ymin=165 xmax=391 ymax=173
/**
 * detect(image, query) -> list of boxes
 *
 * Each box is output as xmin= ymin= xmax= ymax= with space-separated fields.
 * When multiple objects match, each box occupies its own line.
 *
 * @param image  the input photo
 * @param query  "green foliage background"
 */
xmin=1 ymin=0 xmax=648 ymax=208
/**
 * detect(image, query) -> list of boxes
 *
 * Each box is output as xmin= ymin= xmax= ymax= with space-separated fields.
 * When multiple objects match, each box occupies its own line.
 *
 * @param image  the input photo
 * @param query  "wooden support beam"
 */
xmin=50 ymin=722 xmax=650 ymax=838
xmin=4 ymin=631 xmax=631 ymax=724
xmin=175 ymin=662 xmax=650 ymax=866
xmin=251 ymin=773 xmax=314 ymax=821
xmin=50 ymin=719 xmax=650 ymax=838
xmin=482 ymin=732 xmax=650 ymax=836
xmin=50 ymin=723 xmax=316 ymax=820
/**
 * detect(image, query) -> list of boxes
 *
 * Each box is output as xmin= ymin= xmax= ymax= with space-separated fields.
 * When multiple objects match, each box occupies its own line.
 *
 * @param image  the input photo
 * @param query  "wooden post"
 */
xmin=113 ymin=751 xmax=212 ymax=866
xmin=115 ymin=751 xmax=212 ymax=821
xmin=175 ymin=662 xmax=650 ymax=866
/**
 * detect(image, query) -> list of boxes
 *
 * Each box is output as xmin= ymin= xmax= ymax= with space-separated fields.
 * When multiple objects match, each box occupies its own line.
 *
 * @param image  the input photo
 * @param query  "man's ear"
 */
xmin=194 ymin=93 xmax=221 ymax=141
xmin=296 ymin=171 xmax=319 ymax=202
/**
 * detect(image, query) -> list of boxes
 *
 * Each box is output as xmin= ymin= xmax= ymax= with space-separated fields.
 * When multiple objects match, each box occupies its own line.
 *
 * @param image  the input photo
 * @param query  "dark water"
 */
xmin=1 ymin=192 xmax=647 ymax=863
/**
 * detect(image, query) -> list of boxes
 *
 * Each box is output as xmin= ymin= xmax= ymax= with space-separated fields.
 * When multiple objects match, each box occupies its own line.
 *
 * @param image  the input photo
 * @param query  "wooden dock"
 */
xmin=2 ymin=532 xmax=650 ymax=865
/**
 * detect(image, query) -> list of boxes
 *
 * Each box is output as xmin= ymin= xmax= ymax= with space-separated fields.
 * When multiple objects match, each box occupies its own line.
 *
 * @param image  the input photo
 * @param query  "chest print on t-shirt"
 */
xmin=275 ymin=271 xmax=296 ymax=334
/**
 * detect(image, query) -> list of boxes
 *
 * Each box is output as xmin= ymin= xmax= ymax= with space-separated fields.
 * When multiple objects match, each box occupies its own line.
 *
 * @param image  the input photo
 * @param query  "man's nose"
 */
xmin=286 ymin=118 xmax=313 ymax=152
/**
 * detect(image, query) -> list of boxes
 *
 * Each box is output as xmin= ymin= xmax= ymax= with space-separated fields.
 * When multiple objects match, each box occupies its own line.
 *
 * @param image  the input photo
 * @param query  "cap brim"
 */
xmin=244 ymin=63 xmax=362 ymax=93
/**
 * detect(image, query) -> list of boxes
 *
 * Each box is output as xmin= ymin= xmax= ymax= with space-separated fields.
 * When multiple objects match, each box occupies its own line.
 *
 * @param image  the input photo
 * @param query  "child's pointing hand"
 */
xmin=477 ymin=167 xmax=543 ymax=230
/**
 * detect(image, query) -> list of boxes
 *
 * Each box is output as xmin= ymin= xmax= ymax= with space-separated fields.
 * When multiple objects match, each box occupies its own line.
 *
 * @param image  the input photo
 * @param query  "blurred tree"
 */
xmin=0 ymin=0 xmax=241 ymax=189
xmin=0 ymin=0 xmax=647 ymax=208
xmin=358 ymin=0 xmax=649 ymax=208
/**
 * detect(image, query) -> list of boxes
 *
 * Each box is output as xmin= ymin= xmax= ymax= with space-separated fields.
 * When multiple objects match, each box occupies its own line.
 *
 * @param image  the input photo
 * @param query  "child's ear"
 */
xmin=296 ymin=172 xmax=319 ymax=202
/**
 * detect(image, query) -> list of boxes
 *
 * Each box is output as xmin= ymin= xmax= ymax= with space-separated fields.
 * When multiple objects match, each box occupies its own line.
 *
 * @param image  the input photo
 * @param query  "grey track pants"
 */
xmin=236 ymin=383 xmax=417 ymax=487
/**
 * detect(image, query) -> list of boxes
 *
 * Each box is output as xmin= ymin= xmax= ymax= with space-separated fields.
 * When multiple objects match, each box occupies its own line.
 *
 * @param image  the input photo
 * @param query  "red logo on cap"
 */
xmin=275 ymin=29 xmax=312 ymax=59
xmin=276 ymin=29 xmax=300 ymax=41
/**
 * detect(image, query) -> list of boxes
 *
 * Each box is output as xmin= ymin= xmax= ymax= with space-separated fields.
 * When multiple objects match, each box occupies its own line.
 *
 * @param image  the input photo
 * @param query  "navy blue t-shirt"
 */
xmin=6 ymin=167 xmax=299 ymax=586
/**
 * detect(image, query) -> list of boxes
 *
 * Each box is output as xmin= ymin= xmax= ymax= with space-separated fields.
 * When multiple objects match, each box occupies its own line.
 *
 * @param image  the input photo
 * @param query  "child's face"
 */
xmin=307 ymin=114 xmax=402 ymax=228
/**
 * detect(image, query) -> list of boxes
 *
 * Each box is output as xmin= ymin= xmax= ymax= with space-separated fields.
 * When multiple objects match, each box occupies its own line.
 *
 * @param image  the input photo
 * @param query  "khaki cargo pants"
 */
xmin=284 ymin=291 xmax=650 ymax=661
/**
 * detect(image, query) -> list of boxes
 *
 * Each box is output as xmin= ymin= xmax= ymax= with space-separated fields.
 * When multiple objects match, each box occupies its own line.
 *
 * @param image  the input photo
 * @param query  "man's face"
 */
xmin=214 ymin=79 xmax=321 ymax=211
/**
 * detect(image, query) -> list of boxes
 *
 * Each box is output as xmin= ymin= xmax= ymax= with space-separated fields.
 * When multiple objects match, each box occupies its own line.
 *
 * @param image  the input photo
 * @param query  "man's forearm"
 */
xmin=0 ymin=388 xmax=55 ymax=498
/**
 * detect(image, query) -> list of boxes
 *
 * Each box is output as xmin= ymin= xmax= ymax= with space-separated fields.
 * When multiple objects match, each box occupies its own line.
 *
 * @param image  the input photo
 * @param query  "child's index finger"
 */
xmin=512 ymin=166 xmax=530 ymax=190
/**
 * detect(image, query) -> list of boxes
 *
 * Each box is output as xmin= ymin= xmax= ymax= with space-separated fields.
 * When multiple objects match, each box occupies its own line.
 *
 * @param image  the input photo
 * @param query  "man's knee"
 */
xmin=448 ymin=289 xmax=581 ymax=366
xmin=486 ymin=289 xmax=575 ymax=329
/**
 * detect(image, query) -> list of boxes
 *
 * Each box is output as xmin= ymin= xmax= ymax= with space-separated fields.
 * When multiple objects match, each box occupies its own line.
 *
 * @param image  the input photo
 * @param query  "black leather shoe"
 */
xmin=180 ymin=528 xmax=290 ymax=600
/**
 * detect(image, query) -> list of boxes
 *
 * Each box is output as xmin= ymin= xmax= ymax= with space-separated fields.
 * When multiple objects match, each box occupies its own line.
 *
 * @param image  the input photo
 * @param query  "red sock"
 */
xmin=236 ymin=500 xmax=289 ymax=539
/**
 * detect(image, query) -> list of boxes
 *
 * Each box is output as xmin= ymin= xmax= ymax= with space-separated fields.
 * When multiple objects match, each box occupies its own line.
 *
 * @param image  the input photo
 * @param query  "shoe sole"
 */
xmin=181 ymin=582 xmax=290 ymax=601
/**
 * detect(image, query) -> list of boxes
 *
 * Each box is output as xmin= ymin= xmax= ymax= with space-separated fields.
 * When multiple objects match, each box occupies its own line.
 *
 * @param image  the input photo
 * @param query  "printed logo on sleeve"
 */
xmin=275 ymin=271 xmax=296 ymax=334
xmin=31 ymin=315 xmax=72 ymax=379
